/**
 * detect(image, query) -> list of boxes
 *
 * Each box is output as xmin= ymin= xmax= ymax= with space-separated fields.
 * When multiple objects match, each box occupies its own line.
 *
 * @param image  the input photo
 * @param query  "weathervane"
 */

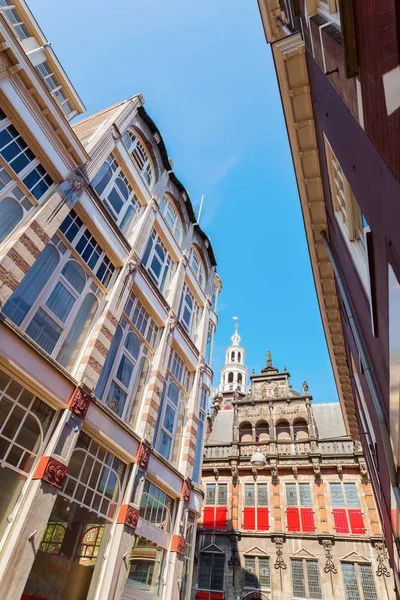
xmin=233 ymin=316 xmax=239 ymax=332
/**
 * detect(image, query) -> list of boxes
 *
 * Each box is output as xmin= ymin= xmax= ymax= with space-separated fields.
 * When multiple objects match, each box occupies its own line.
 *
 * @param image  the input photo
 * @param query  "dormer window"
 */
xmin=122 ymin=130 xmax=153 ymax=187
xmin=35 ymin=61 xmax=75 ymax=118
xmin=160 ymin=195 xmax=183 ymax=243
xmin=189 ymin=247 xmax=204 ymax=288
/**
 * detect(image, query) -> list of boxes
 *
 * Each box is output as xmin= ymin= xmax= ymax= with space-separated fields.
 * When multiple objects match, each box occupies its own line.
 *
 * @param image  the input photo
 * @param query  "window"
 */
xmin=0 ymin=369 xmax=55 ymax=543
xmin=160 ymin=195 xmax=182 ymax=243
xmin=342 ymin=562 xmax=378 ymax=600
xmin=0 ymin=182 xmax=34 ymax=243
xmin=193 ymin=387 xmax=208 ymax=483
xmin=127 ymin=536 xmax=165 ymax=595
xmin=179 ymin=284 xmax=201 ymax=338
xmin=318 ymin=0 xmax=340 ymax=26
xmin=2 ymin=223 xmax=114 ymax=370
xmin=181 ymin=510 xmax=196 ymax=600
xmin=189 ymin=247 xmax=204 ymax=288
xmin=0 ymin=119 xmax=53 ymax=200
xmin=198 ymin=553 xmax=225 ymax=591
xmin=292 ymin=559 xmax=322 ymax=599
xmin=139 ymin=479 xmax=174 ymax=533
xmin=122 ymin=130 xmax=153 ymax=187
xmin=35 ymin=61 xmax=75 ymax=118
xmin=205 ymin=322 xmax=214 ymax=366
xmin=203 ymin=483 xmax=227 ymax=530
xmin=286 ymin=483 xmax=315 ymax=532
xmin=325 ymin=137 xmax=369 ymax=291
xmin=153 ymin=350 xmax=192 ymax=463
xmin=40 ymin=522 xmax=67 ymax=555
xmin=0 ymin=0 xmax=30 ymax=38
xmin=142 ymin=229 xmax=173 ymax=292
xmin=93 ymin=155 xmax=142 ymax=235
xmin=244 ymin=556 xmax=270 ymax=589
xmin=330 ymin=482 xmax=365 ymax=534
xmin=228 ymin=372 xmax=234 ymax=384
xmin=243 ymin=483 xmax=269 ymax=531
xmin=95 ymin=293 xmax=159 ymax=422
xmin=76 ymin=525 xmax=104 ymax=560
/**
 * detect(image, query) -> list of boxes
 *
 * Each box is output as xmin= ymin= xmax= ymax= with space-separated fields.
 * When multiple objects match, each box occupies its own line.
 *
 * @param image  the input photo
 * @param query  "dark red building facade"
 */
xmin=258 ymin=0 xmax=400 ymax=594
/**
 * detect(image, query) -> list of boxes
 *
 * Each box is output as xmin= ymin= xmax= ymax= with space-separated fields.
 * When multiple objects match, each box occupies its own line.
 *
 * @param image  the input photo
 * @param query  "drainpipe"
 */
xmin=25 ymin=42 xmax=51 ymax=56
xmin=321 ymin=230 xmax=400 ymax=511
xmin=276 ymin=17 xmax=291 ymax=36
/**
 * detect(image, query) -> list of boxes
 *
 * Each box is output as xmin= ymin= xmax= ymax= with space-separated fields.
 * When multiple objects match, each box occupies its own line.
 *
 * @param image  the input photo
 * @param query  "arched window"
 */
xmin=231 ymin=351 xmax=235 ymax=362
xmin=76 ymin=525 xmax=104 ymax=561
xmin=189 ymin=247 xmax=204 ymax=288
xmin=293 ymin=419 xmax=308 ymax=440
xmin=160 ymin=195 xmax=183 ymax=243
xmin=228 ymin=372 xmax=234 ymax=383
xmin=0 ymin=196 xmax=23 ymax=243
xmin=238 ymin=352 xmax=241 ymax=363
xmin=240 ymin=422 xmax=253 ymax=443
xmin=256 ymin=421 xmax=269 ymax=442
xmin=237 ymin=373 xmax=243 ymax=384
xmin=276 ymin=420 xmax=291 ymax=441
xmin=122 ymin=130 xmax=154 ymax=187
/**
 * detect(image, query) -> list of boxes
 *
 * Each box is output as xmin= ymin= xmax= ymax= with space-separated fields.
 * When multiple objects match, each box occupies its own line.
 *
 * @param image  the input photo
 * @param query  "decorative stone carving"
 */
xmin=170 ymin=535 xmax=186 ymax=555
xmin=213 ymin=468 xmax=219 ymax=480
xmin=34 ymin=456 xmax=68 ymax=489
xmin=181 ymin=254 xmax=189 ymax=267
xmin=322 ymin=540 xmax=337 ymax=574
xmin=68 ymin=387 xmax=91 ymax=420
xmin=136 ymin=443 xmax=151 ymax=470
xmin=354 ymin=440 xmax=362 ymax=452
xmin=292 ymin=466 xmax=298 ymax=479
xmin=228 ymin=548 xmax=240 ymax=567
xmin=67 ymin=171 xmax=87 ymax=197
xmin=312 ymin=459 xmax=321 ymax=480
xmin=374 ymin=542 xmax=391 ymax=578
xmin=168 ymin=313 xmax=177 ymax=331
xmin=231 ymin=465 xmax=239 ymax=482
xmin=118 ymin=505 xmax=140 ymax=530
xmin=273 ymin=538 xmax=287 ymax=570
xmin=359 ymin=460 xmax=369 ymax=480
xmin=150 ymin=195 xmax=159 ymax=212
xmin=251 ymin=466 xmax=258 ymax=481
xmin=182 ymin=479 xmax=191 ymax=503
xmin=270 ymin=466 xmax=279 ymax=481
xmin=337 ymin=465 xmax=343 ymax=479
xmin=302 ymin=381 xmax=309 ymax=394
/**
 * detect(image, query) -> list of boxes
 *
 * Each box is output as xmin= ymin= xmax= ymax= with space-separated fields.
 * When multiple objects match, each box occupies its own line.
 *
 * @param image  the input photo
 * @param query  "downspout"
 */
xmin=321 ymin=230 xmax=400 ymax=511
xmin=276 ymin=17 xmax=292 ymax=36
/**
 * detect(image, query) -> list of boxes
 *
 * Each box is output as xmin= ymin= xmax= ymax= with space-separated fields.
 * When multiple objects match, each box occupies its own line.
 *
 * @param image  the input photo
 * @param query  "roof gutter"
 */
xmin=321 ymin=230 xmax=400 ymax=511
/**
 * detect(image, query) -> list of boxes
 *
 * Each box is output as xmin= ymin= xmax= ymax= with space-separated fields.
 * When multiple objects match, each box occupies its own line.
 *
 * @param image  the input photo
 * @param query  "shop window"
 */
xmin=291 ymin=559 xmax=322 ymax=599
xmin=139 ymin=479 xmax=174 ymax=533
xmin=286 ymin=483 xmax=315 ymax=532
xmin=92 ymin=155 xmax=142 ymax=236
xmin=243 ymin=483 xmax=269 ymax=531
xmin=342 ymin=562 xmax=378 ymax=600
xmin=330 ymin=482 xmax=365 ymax=534
xmin=0 ymin=370 xmax=55 ymax=543
xmin=198 ymin=552 xmax=225 ymax=592
xmin=203 ymin=483 xmax=227 ymax=530
xmin=244 ymin=555 xmax=270 ymax=589
xmin=142 ymin=229 xmax=173 ymax=293
xmin=126 ymin=536 xmax=165 ymax=594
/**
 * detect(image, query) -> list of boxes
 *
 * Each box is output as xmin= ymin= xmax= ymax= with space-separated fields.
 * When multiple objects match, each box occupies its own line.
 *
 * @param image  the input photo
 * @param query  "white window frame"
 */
xmin=35 ymin=60 xmax=76 ymax=118
xmin=189 ymin=247 xmax=205 ymax=288
xmin=0 ymin=0 xmax=30 ymax=39
xmin=291 ymin=558 xmax=323 ymax=600
xmin=243 ymin=482 xmax=269 ymax=529
xmin=179 ymin=283 xmax=201 ymax=339
xmin=122 ymin=129 xmax=154 ymax=188
xmin=317 ymin=0 xmax=340 ymax=26
xmin=142 ymin=229 xmax=173 ymax=293
xmin=243 ymin=554 xmax=271 ymax=590
xmin=341 ymin=561 xmax=378 ymax=600
xmin=160 ymin=194 xmax=183 ymax=244
xmin=324 ymin=136 xmax=370 ymax=293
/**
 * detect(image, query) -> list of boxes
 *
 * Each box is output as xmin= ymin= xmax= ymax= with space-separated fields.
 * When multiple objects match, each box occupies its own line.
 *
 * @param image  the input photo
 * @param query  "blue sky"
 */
xmin=30 ymin=0 xmax=337 ymax=403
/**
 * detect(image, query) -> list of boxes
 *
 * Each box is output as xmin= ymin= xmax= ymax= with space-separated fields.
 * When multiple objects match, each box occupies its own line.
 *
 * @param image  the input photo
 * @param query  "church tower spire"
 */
xmin=214 ymin=317 xmax=249 ymax=403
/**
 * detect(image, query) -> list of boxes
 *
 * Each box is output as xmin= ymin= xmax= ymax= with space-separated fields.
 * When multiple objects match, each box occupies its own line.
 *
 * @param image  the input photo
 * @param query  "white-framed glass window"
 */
xmin=342 ymin=562 xmax=378 ymax=600
xmin=142 ymin=228 xmax=173 ymax=293
xmin=244 ymin=555 xmax=270 ymax=589
xmin=3 ymin=213 xmax=116 ymax=371
xmin=154 ymin=349 xmax=193 ymax=463
xmin=178 ymin=283 xmax=201 ymax=339
xmin=189 ymin=247 xmax=204 ymax=288
xmin=317 ymin=0 xmax=340 ymax=26
xmin=139 ymin=479 xmax=174 ymax=533
xmin=0 ymin=0 xmax=30 ymax=38
xmin=0 ymin=168 xmax=35 ymax=243
xmin=324 ymin=136 xmax=370 ymax=291
xmin=292 ymin=559 xmax=322 ymax=599
xmin=192 ymin=386 xmax=209 ymax=483
xmin=205 ymin=322 xmax=214 ymax=366
xmin=92 ymin=155 xmax=142 ymax=236
xmin=330 ymin=481 xmax=366 ymax=534
xmin=159 ymin=194 xmax=183 ymax=244
xmin=122 ymin=130 xmax=154 ymax=187
xmin=95 ymin=292 xmax=160 ymax=423
xmin=35 ymin=61 xmax=75 ymax=118
xmin=127 ymin=535 xmax=166 ymax=595
xmin=181 ymin=510 xmax=196 ymax=600
xmin=0 ymin=116 xmax=54 ymax=200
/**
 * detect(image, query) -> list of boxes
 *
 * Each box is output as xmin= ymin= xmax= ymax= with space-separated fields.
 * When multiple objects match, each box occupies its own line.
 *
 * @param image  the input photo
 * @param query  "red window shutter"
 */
xmin=257 ymin=507 xmax=269 ymax=530
xmin=348 ymin=509 xmax=366 ymax=534
xmin=196 ymin=594 xmax=210 ymax=600
xmin=300 ymin=508 xmax=315 ymax=532
xmin=333 ymin=508 xmax=349 ymax=533
xmin=215 ymin=507 xmax=227 ymax=529
xmin=211 ymin=594 xmax=224 ymax=600
xmin=287 ymin=507 xmax=301 ymax=532
xmin=243 ymin=507 xmax=256 ymax=530
xmin=203 ymin=507 xmax=215 ymax=529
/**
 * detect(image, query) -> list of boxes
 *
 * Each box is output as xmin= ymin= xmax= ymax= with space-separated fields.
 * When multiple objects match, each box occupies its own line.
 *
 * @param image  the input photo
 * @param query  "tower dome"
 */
xmin=214 ymin=317 xmax=249 ymax=400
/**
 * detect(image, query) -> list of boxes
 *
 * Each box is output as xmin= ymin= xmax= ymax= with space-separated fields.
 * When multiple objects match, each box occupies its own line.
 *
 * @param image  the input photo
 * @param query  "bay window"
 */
xmin=0 ymin=118 xmax=53 ymax=201
xmin=286 ymin=483 xmax=315 ymax=532
xmin=3 ymin=211 xmax=116 ymax=371
xmin=93 ymin=155 xmax=142 ymax=235
xmin=330 ymin=482 xmax=366 ymax=534
xmin=203 ymin=483 xmax=227 ymax=530
xmin=243 ymin=483 xmax=269 ymax=531
xmin=160 ymin=194 xmax=183 ymax=244
xmin=142 ymin=229 xmax=173 ymax=293
xmin=122 ymin=130 xmax=154 ymax=187
xmin=95 ymin=292 xmax=160 ymax=424
xmin=179 ymin=283 xmax=201 ymax=338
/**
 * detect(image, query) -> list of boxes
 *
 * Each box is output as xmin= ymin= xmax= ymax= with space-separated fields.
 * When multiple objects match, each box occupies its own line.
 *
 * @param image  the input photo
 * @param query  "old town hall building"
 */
xmin=192 ymin=324 xmax=394 ymax=600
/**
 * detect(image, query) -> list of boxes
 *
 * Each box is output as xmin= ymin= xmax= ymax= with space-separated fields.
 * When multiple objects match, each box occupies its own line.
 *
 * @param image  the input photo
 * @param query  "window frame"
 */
xmin=285 ymin=482 xmax=316 ymax=533
xmin=122 ymin=129 xmax=154 ymax=188
xmin=35 ymin=60 xmax=76 ymax=118
xmin=159 ymin=194 xmax=183 ymax=244
xmin=243 ymin=482 xmax=269 ymax=531
xmin=179 ymin=282 xmax=201 ymax=339
xmin=192 ymin=386 xmax=209 ymax=483
xmin=243 ymin=554 xmax=271 ymax=590
xmin=291 ymin=558 xmax=323 ymax=600
xmin=341 ymin=561 xmax=378 ymax=600
xmin=189 ymin=247 xmax=205 ymax=288
xmin=139 ymin=478 xmax=174 ymax=533
xmin=198 ymin=552 xmax=225 ymax=592
xmin=142 ymin=228 xmax=174 ymax=293
xmin=330 ymin=481 xmax=366 ymax=535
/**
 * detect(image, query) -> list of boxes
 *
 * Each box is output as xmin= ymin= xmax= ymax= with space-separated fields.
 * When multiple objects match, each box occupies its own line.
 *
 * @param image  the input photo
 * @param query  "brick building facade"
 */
xmin=257 ymin=0 xmax=400 ymax=594
xmin=192 ymin=328 xmax=394 ymax=600
xmin=0 ymin=2 xmax=220 ymax=599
